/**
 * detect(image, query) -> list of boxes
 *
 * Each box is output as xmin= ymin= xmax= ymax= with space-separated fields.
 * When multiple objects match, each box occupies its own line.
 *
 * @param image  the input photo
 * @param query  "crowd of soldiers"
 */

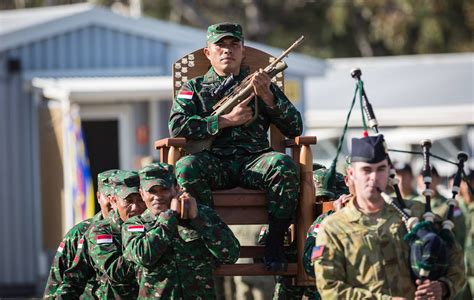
xmin=44 ymin=22 xmax=473 ymax=299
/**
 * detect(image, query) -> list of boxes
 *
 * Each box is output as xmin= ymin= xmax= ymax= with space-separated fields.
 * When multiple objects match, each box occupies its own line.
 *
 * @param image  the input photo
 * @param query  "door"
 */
xmin=82 ymin=120 xmax=119 ymax=213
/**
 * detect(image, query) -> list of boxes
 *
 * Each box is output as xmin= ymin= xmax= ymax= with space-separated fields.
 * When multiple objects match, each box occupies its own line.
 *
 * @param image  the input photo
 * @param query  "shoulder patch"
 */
xmin=313 ymin=223 xmax=320 ymax=234
xmin=78 ymin=238 xmax=84 ymax=249
xmin=96 ymin=234 xmax=113 ymax=244
xmin=57 ymin=242 xmax=65 ymax=253
xmin=311 ymin=245 xmax=325 ymax=261
xmin=177 ymin=90 xmax=193 ymax=100
xmin=127 ymin=225 xmax=145 ymax=232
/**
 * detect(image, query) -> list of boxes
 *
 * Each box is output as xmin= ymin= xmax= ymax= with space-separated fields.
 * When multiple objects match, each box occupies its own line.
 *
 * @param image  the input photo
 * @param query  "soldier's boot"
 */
xmin=264 ymin=217 xmax=291 ymax=271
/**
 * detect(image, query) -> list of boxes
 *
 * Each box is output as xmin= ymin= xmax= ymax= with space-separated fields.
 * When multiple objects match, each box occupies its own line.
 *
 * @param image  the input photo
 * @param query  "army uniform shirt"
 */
xmin=82 ymin=210 xmax=138 ymax=298
xmin=44 ymin=217 xmax=92 ymax=299
xmin=122 ymin=205 xmax=240 ymax=299
xmin=313 ymin=198 xmax=466 ymax=299
xmin=169 ymin=66 xmax=303 ymax=156
xmin=465 ymin=201 xmax=474 ymax=295
xmin=58 ymin=212 xmax=105 ymax=299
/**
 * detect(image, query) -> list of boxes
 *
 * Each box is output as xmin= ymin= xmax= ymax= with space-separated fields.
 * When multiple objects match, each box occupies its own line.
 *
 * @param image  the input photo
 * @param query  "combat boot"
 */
xmin=264 ymin=217 xmax=291 ymax=271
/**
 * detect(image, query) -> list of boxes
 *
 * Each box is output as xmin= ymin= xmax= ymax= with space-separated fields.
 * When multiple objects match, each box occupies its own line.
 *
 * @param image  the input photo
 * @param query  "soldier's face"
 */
xmin=97 ymin=192 xmax=113 ymax=218
xmin=140 ymin=185 xmax=177 ymax=216
xmin=116 ymin=193 xmax=146 ymax=221
xmin=349 ymin=160 xmax=389 ymax=203
xmin=204 ymin=37 xmax=244 ymax=76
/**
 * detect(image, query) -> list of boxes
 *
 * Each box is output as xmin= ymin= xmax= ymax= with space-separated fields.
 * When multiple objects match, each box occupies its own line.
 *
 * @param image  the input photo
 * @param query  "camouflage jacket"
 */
xmin=303 ymin=210 xmax=334 ymax=277
xmin=81 ymin=210 xmax=138 ymax=299
xmin=58 ymin=212 xmax=105 ymax=299
xmin=168 ymin=66 xmax=303 ymax=156
xmin=43 ymin=217 xmax=92 ymax=299
xmin=122 ymin=205 xmax=240 ymax=299
xmin=313 ymin=198 xmax=466 ymax=300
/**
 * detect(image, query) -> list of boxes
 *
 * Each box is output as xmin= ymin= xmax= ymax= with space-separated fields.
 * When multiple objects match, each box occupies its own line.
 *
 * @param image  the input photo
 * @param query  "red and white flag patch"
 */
xmin=177 ymin=90 xmax=193 ymax=100
xmin=78 ymin=238 xmax=84 ymax=249
xmin=57 ymin=242 xmax=65 ymax=253
xmin=313 ymin=224 xmax=320 ymax=234
xmin=127 ymin=225 xmax=145 ymax=232
xmin=96 ymin=234 xmax=113 ymax=244
xmin=311 ymin=245 xmax=325 ymax=261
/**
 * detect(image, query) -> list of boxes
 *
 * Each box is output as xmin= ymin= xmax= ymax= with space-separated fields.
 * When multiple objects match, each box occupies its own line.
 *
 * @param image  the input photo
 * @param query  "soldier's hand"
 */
xmin=218 ymin=94 xmax=253 ymax=128
xmin=333 ymin=194 xmax=351 ymax=211
xmin=415 ymin=279 xmax=443 ymax=300
xmin=170 ymin=197 xmax=181 ymax=216
xmin=251 ymin=69 xmax=275 ymax=107
xmin=178 ymin=191 xmax=198 ymax=219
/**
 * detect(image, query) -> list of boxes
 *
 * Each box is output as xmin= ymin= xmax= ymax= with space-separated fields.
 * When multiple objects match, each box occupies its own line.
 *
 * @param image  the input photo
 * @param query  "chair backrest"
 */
xmin=172 ymin=47 xmax=286 ymax=152
xmin=173 ymin=46 xmax=284 ymax=96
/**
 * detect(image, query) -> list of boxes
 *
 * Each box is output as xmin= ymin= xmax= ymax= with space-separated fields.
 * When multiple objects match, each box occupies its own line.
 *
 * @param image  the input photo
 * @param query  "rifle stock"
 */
xmin=184 ymin=36 xmax=304 ymax=154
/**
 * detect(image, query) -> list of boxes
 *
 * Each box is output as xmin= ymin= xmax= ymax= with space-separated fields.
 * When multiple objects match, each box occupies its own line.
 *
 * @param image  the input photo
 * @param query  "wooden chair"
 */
xmin=155 ymin=46 xmax=317 ymax=285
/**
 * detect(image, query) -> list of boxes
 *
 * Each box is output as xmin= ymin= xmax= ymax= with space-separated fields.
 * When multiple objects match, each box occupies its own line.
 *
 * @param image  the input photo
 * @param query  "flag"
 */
xmin=67 ymin=105 xmax=95 ymax=225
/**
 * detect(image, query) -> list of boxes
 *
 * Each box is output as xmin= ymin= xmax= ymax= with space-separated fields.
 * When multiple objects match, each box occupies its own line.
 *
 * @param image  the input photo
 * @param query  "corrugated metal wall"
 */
xmin=0 ymin=24 xmax=168 ymax=287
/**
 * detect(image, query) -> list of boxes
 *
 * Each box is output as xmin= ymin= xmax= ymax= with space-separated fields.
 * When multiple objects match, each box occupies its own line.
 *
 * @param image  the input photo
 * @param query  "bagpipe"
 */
xmin=349 ymin=68 xmax=471 ymax=281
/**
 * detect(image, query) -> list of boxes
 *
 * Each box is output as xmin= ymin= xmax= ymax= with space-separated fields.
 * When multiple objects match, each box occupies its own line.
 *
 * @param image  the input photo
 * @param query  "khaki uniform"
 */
xmin=314 ymin=198 xmax=466 ymax=299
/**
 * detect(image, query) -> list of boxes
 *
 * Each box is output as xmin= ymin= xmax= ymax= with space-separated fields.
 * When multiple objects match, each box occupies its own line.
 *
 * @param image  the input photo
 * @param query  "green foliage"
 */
xmin=2 ymin=0 xmax=472 ymax=57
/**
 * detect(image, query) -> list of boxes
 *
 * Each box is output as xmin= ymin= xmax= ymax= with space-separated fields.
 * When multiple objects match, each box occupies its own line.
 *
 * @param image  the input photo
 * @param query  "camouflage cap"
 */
xmin=313 ymin=168 xmax=349 ymax=199
xmin=139 ymin=163 xmax=176 ymax=191
xmin=97 ymin=169 xmax=120 ymax=196
xmin=207 ymin=22 xmax=243 ymax=43
xmin=110 ymin=170 xmax=140 ymax=200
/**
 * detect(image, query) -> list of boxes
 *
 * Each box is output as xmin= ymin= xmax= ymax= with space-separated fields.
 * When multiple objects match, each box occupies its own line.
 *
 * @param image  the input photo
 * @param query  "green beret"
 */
xmin=207 ymin=22 xmax=243 ymax=43
xmin=139 ymin=163 xmax=176 ymax=191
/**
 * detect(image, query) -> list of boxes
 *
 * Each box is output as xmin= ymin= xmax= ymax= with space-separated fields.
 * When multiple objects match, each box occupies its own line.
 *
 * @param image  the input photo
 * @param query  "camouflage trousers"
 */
xmin=175 ymin=150 xmax=299 ymax=219
xmin=273 ymin=281 xmax=319 ymax=300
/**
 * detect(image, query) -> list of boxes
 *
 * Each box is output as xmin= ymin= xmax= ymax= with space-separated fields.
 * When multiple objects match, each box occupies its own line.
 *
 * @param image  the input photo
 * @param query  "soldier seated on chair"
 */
xmin=168 ymin=22 xmax=303 ymax=271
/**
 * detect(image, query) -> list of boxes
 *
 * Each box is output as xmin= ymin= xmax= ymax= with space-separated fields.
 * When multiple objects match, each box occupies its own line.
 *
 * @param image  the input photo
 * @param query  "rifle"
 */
xmin=185 ymin=36 xmax=305 ymax=154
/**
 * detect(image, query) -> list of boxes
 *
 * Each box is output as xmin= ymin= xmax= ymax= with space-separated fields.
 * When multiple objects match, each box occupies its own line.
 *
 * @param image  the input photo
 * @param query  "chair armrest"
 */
xmin=284 ymin=136 xmax=317 ymax=148
xmin=154 ymin=137 xmax=187 ymax=149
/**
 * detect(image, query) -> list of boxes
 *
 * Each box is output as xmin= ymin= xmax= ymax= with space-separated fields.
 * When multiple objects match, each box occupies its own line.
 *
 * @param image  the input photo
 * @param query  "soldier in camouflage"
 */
xmin=313 ymin=135 xmax=466 ymax=299
xmin=122 ymin=163 xmax=240 ymax=299
xmin=44 ymin=169 xmax=118 ymax=299
xmin=459 ymin=170 xmax=474 ymax=297
xmin=67 ymin=170 xmax=145 ymax=298
xmin=169 ymin=22 xmax=302 ymax=271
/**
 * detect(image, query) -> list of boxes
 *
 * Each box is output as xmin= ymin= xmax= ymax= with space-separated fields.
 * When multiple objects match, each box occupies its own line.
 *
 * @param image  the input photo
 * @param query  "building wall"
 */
xmin=0 ymin=24 xmax=169 ymax=288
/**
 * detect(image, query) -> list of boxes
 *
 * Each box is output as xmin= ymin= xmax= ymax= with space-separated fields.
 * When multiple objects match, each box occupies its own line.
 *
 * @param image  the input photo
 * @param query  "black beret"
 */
xmin=351 ymin=135 xmax=387 ymax=164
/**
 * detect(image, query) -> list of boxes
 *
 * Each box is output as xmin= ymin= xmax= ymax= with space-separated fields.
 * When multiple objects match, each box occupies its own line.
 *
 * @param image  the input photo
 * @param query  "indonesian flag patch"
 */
xmin=57 ymin=242 xmax=65 ymax=253
xmin=311 ymin=245 xmax=325 ymax=261
xmin=78 ymin=238 xmax=84 ymax=249
xmin=127 ymin=225 xmax=145 ymax=232
xmin=96 ymin=234 xmax=113 ymax=244
xmin=177 ymin=90 xmax=193 ymax=100
xmin=313 ymin=224 xmax=320 ymax=234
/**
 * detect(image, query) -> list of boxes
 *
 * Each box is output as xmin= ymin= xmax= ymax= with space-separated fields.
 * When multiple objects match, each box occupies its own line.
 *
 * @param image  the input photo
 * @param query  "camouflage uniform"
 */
xmin=85 ymin=209 xmax=138 ymax=298
xmin=313 ymin=198 xmax=466 ymax=299
xmin=169 ymin=50 xmax=302 ymax=221
xmin=259 ymin=168 xmax=347 ymax=299
xmin=122 ymin=205 xmax=240 ymax=299
xmin=461 ymin=199 xmax=474 ymax=297
xmin=46 ymin=169 xmax=118 ymax=299
xmin=43 ymin=218 xmax=92 ymax=299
